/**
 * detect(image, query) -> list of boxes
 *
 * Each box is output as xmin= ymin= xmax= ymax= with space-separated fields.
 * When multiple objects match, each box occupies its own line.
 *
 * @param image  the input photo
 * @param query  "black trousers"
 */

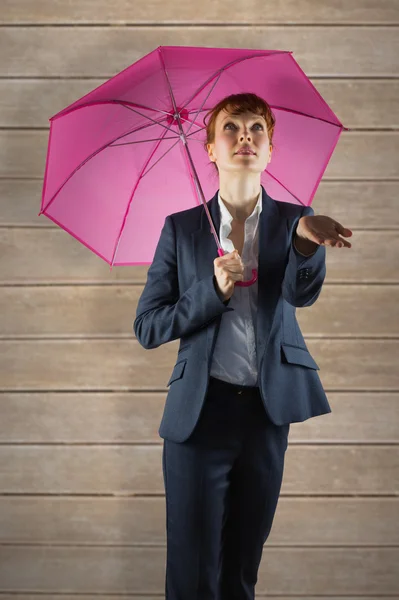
xmin=162 ymin=375 xmax=290 ymax=599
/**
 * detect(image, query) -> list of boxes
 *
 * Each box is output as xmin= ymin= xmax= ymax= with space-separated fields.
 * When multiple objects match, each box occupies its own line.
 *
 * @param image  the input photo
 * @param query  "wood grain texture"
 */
xmin=0 ymin=392 xmax=398 ymax=443
xmin=0 ymin=445 xmax=397 ymax=495
xmin=2 ymin=0 xmax=399 ymax=24
xmin=1 ymin=79 xmax=399 ymax=128
xmin=0 ymin=228 xmax=398 ymax=283
xmin=0 ymin=546 xmax=398 ymax=594
xmin=0 ymin=284 xmax=398 ymax=337
xmin=0 ymin=339 xmax=398 ymax=390
xmin=0 ymin=496 xmax=397 ymax=544
xmin=0 ymin=27 xmax=397 ymax=77
xmin=0 ymin=597 xmax=396 ymax=600
xmin=0 ymin=597 xmax=394 ymax=600
xmin=0 ymin=598 xmax=393 ymax=600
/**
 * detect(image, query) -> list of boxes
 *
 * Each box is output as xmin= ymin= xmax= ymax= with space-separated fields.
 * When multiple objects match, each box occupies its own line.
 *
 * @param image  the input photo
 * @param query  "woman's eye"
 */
xmin=224 ymin=122 xmax=263 ymax=130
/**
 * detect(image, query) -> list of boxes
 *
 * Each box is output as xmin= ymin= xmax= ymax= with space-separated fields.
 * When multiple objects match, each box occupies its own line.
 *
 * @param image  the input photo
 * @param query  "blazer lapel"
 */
xmin=192 ymin=185 xmax=288 ymax=371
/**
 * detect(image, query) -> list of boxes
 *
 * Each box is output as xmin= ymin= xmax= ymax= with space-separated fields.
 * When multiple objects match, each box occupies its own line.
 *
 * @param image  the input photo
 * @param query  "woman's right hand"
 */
xmin=213 ymin=249 xmax=244 ymax=301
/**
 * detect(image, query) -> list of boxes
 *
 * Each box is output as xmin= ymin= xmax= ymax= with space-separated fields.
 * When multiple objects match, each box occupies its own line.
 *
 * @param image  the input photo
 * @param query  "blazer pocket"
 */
xmin=281 ymin=344 xmax=320 ymax=370
xmin=167 ymin=358 xmax=187 ymax=386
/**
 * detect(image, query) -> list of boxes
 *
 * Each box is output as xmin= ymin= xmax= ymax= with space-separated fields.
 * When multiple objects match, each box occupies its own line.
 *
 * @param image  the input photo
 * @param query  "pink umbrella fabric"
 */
xmin=39 ymin=45 xmax=349 ymax=274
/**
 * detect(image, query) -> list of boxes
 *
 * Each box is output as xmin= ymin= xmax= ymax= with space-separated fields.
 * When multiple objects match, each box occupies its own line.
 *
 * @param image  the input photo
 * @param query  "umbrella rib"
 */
xmin=157 ymin=46 xmax=222 ymax=147
xmin=110 ymin=127 xmax=171 ymax=267
xmin=53 ymin=99 xmax=175 ymax=121
xmin=120 ymin=99 xmax=340 ymax=140
xmin=110 ymin=120 xmax=206 ymax=147
xmin=157 ymin=47 xmax=220 ymax=250
xmin=110 ymin=135 xmax=179 ymax=147
xmin=102 ymin=99 xmax=209 ymax=140
xmin=115 ymin=103 xmax=180 ymax=136
xmin=42 ymin=110 xmax=205 ymax=217
xmin=57 ymin=98 xmax=194 ymax=140
xmin=56 ymin=95 xmax=342 ymax=136
xmin=58 ymin=98 xmax=209 ymax=139
xmin=179 ymin=51 xmax=342 ymax=132
xmin=140 ymin=137 xmax=182 ymax=178
xmin=41 ymin=114 xmax=169 ymax=215
xmin=111 ymin=119 xmax=208 ymax=264
xmin=137 ymin=114 xmax=213 ymax=179
xmin=111 ymin=101 xmax=207 ymax=143
xmin=265 ymin=170 xmax=307 ymax=207
xmin=111 ymin=135 xmax=205 ymax=147
xmin=158 ymin=49 xmax=309 ymax=209
xmin=180 ymin=50 xmax=288 ymax=117
xmin=268 ymin=105 xmax=344 ymax=128
xmin=183 ymin=72 xmax=223 ymax=138
xmin=109 ymin=115 xmax=206 ymax=148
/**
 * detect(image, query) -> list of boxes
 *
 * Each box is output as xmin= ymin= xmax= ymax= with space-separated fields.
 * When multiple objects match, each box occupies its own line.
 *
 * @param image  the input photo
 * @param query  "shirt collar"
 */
xmin=217 ymin=189 xmax=263 ymax=226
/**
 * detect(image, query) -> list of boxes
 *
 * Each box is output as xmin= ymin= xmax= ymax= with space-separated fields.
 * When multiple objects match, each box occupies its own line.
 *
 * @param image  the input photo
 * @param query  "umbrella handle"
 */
xmin=217 ymin=248 xmax=258 ymax=287
xmin=236 ymin=268 xmax=258 ymax=287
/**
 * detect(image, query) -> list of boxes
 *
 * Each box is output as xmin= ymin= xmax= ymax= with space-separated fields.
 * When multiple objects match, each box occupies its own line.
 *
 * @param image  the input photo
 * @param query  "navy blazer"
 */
xmin=134 ymin=185 xmax=332 ymax=442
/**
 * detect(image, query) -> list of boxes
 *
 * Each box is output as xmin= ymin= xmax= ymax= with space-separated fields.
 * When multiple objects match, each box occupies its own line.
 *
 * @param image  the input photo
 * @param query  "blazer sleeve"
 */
xmin=133 ymin=215 xmax=234 ymax=349
xmin=281 ymin=205 xmax=326 ymax=308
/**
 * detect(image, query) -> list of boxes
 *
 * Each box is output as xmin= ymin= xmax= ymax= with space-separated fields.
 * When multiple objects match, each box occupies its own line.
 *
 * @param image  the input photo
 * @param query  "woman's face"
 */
xmin=207 ymin=108 xmax=272 ymax=174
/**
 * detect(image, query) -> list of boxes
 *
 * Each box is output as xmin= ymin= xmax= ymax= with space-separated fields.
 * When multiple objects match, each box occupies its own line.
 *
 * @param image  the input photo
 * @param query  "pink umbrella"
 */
xmin=39 ymin=45 xmax=348 ymax=286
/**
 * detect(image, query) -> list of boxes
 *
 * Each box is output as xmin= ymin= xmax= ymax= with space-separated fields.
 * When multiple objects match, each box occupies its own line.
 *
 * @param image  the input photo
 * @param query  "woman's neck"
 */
xmin=219 ymin=189 xmax=261 ymax=223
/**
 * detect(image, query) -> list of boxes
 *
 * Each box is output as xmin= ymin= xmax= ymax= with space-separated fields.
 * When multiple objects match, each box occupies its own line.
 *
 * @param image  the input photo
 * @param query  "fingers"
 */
xmin=216 ymin=249 xmax=243 ymax=267
xmin=332 ymin=234 xmax=351 ymax=248
xmin=216 ymin=264 xmax=244 ymax=279
xmin=227 ymin=270 xmax=244 ymax=281
xmin=321 ymin=236 xmax=352 ymax=248
xmin=337 ymin=236 xmax=351 ymax=248
xmin=316 ymin=220 xmax=353 ymax=248
xmin=215 ymin=249 xmax=244 ymax=279
xmin=221 ymin=262 xmax=244 ymax=273
xmin=334 ymin=222 xmax=353 ymax=237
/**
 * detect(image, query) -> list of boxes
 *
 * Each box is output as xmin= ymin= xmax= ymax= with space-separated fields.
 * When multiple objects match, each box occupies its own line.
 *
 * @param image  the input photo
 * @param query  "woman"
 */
xmin=134 ymin=93 xmax=352 ymax=599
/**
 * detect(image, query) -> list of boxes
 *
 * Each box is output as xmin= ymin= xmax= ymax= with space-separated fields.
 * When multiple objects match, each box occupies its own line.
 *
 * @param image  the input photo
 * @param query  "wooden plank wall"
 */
xmin=0 ymin=1 xmax=398 ymax=597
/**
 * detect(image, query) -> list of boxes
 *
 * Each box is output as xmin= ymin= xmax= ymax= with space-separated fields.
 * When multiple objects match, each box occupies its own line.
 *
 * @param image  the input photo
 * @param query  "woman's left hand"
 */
xmin=297 ymin=215 xmax=353 ymax=248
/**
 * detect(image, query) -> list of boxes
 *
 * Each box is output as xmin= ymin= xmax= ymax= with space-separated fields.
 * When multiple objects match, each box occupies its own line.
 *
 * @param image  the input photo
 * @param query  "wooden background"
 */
xmin=0 ymin=0 xmax=398 ymax=597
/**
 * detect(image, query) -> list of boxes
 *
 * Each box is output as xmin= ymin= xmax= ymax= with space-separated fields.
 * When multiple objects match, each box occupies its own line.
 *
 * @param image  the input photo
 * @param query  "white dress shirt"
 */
xmin=210 ymin=189 xmax=315 ymax=387
xmin=210 ymin=190 xmax=262 ymax=386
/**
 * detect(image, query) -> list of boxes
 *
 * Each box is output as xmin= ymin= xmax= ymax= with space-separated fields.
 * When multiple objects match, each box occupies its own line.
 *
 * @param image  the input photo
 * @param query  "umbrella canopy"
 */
xmin=40 ymin=45 xmax=348 ymax=269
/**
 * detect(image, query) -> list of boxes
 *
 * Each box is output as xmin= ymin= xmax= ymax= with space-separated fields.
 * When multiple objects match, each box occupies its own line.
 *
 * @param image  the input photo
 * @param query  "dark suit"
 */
xmin=134 ymin=184 xmax=331 ymax=598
